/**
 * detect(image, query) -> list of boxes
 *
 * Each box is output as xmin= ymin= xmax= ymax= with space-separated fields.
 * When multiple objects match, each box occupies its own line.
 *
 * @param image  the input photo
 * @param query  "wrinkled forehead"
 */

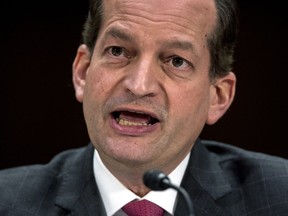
xmin=102 ymin=0 xmax=217 ymax=34
xmin=106 ymin=0 xmax=216 ymax=12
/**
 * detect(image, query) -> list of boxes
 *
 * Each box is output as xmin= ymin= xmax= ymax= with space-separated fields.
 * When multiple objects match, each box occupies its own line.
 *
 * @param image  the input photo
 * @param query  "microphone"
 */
xmin=143 ymin=170 xmax=195 ymax=216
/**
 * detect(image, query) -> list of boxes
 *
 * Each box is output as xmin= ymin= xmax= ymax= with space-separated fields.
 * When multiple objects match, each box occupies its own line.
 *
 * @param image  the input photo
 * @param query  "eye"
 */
xmin=171 ymin=57 xmax=184 ymax=67
xmin=108 ymin=46 xmax=124 ymax=57
xmin=168 ymin=56 xmax=192 ymax=70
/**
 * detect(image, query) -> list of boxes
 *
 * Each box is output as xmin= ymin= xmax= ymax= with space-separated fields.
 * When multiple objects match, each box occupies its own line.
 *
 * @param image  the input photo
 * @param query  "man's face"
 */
xmin=73 ymin=0 xmax=235 ymax=172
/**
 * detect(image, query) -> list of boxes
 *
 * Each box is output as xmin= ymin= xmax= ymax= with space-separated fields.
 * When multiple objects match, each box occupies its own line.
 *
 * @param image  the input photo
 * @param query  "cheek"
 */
xmin=82 ymin=67 xmax=122 ymax=122
xmin=86 ymin=70 xmax=106 ymax=95
xmin=170 ymin=84 xmax=211 ymax=127
xmin=82 ymin=71 xmax=106 ymax=122
xmin=83 ymin=69 xmax=115 ymax=108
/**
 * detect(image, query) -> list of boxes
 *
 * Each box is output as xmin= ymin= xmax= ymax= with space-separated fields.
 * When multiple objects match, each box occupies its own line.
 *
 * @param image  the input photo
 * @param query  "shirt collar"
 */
xmin=93 ymin=149 xmax=190 ymax=216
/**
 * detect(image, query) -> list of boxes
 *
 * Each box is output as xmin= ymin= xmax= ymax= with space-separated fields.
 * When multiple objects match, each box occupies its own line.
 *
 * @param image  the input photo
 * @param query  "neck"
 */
xmin=103 ymin=161 xmax=156 ymax=197
xmin=95 ymin=148 xmax=191 ymax=197
xmin=98 ymin=155 xmax=174 ymax=197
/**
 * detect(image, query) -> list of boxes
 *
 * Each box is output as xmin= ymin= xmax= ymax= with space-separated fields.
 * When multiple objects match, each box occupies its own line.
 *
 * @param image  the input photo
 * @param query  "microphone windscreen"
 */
xmin=143 ymin=170 xmax=170 ymax=191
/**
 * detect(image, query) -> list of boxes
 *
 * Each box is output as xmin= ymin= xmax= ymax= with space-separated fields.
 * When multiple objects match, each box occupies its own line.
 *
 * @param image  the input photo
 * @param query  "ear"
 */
xmin=72 ymin=44 xmax=91 ymax=102
xmin=206 ymin=72 xmax=236 ymax=125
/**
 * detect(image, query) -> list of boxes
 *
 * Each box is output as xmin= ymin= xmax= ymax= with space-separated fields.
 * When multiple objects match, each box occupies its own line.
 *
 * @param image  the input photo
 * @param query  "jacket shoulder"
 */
xmin=202 ymin=140 xmax=288 ymax=207
xmin=202 ymin=139 xmax=288 ymax=164
xmin=0 ymin=146 xmax=87 ymax=214
xmin=198 ymin=140 xmax=288 ymax=215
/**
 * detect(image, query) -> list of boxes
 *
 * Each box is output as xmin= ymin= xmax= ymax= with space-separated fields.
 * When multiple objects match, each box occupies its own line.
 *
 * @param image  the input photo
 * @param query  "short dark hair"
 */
xmin=81 ymin=0 xmax=239 ymax=79
xmin=209 ymin=0 xmax=239 ymax=79
xmin=81 ymin=0 xmax=103 ymax=52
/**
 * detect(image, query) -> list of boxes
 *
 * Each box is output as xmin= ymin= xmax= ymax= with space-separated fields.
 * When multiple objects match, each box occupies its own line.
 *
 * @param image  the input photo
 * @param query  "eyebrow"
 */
xmin=163 ymin=40 xmax=194 ymax=51
xmin=162 ymin=39 xmax=199 ymax=58
xmin=104 ymin=27 xmax=194 ymax=50
xmin=104 ymin=27 xmax=134 ymax=42
xmin=102 ymin=27 xmax=198 ymax=57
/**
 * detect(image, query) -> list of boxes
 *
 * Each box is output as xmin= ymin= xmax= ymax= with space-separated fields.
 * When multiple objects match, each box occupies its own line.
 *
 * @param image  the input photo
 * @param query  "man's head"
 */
xmin=72 ymin=0 xmax=237 ymax=184
xmin=82 ymin=0 xmax=239 ymax=79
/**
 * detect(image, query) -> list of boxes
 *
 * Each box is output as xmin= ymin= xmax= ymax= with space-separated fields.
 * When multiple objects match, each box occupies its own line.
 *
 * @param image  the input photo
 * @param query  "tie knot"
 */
xmin=122 ymin=199 xmax=164 ymax=216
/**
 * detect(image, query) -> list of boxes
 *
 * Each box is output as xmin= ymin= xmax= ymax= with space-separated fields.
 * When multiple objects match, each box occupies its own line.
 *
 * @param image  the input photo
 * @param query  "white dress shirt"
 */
xmin=93 ymin=149 xmax=190 ymax=216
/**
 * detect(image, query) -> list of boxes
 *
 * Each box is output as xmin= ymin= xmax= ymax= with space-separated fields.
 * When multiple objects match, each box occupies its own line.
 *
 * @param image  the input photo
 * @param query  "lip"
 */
xmin=108 ymin=107 xmax=161 ymax=136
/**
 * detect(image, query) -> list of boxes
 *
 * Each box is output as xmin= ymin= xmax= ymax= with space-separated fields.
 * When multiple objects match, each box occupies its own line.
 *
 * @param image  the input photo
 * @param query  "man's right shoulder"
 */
xmin=0 ymin=146 xmax=87 ymax=212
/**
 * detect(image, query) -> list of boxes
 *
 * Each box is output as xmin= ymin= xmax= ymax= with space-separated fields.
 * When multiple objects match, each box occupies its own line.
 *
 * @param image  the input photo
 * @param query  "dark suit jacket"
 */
xmin=1 ymin=139 xmax=288 ymax=216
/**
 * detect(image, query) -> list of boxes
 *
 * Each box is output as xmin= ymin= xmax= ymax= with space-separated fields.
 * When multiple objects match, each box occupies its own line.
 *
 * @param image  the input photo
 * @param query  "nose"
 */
xmin=123 ymin=57 xmax=160 ymax=97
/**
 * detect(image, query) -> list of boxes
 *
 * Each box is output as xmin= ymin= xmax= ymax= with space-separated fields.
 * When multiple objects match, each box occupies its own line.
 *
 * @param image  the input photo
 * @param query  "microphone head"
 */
xmin=143 ymin=169 xmax=171 ymax=191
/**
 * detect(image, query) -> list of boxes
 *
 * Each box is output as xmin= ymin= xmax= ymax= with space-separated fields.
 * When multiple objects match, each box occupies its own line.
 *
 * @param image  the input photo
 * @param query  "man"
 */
xmin=1 ymin=0 xmax=287 ymax=215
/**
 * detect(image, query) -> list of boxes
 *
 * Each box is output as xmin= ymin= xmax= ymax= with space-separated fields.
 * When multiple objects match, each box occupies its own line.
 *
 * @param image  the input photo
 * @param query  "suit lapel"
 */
xmin=54 ymin=144 xmax=106 ymax=216
xmin=175 ymin=139 xmax=233 ymax=216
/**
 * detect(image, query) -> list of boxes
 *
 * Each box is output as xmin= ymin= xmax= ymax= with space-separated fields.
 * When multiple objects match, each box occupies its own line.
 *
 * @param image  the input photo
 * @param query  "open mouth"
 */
xmin=112 ymin=111 xmax=159 ymax=126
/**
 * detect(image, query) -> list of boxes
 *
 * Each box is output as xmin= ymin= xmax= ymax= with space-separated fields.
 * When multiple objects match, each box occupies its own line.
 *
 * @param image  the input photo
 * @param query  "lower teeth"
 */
xmin=117 ymin=118 xmax=149 ymax=126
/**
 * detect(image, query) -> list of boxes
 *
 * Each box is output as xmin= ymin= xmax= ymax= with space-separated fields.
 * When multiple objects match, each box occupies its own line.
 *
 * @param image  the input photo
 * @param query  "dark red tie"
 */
xmin=122 ymin=199 xmax=164 ymax=216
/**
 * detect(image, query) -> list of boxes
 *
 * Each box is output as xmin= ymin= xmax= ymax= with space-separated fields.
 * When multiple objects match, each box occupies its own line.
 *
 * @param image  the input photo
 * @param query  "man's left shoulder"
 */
xmin=203 ymin=140 xmax=288 ymax=183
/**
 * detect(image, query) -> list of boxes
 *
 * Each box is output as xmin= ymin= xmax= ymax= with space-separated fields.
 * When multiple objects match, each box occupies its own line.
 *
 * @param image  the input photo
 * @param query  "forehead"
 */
xmin=102 ymin=0 xmax=217 ymax=35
